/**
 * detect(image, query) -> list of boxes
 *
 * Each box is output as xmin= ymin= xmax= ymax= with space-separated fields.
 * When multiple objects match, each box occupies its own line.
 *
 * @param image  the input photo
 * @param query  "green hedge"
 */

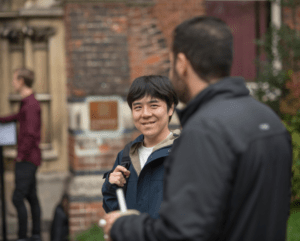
xmin=75 ymin=224 xmax=105 ymax=241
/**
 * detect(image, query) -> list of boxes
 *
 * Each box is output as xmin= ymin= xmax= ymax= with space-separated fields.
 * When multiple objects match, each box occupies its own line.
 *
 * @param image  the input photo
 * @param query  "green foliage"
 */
xmin=253 ymin=0 xmax=300 ymax=199
xmin=75 ymin=224 xmax=105 ymax=241
xmin=283 ymin=114 xmax=300 ymax=198
xmin=287 ymin=205 xmax=300 ymax=241
xmin=287 ymin=212 xmax=300 ymax=240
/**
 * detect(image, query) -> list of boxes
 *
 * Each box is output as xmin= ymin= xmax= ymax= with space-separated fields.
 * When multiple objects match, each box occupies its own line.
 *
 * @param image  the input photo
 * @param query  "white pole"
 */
xmin=99 ymin=188 xmax=128 ymax=228
xmin=116 ymin=188 xmax=127 ymax=213
xmin=271 ymin=0 xmax=282 ymax=73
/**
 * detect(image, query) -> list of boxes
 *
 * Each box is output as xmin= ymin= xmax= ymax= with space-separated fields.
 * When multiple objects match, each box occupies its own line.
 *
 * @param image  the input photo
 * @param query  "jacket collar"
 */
xmin=130 ymin=129 xmax=181 ymax=176
xmin=130 ymin=129 xmax=180 ymax=154
xmin=176 ymin=77 xmax=249 ymax=127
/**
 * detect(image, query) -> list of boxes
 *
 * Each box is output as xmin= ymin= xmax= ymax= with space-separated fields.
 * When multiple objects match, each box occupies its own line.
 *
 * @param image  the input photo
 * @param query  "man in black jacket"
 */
xmin=102 ymin=16 xmax=293 ymax=241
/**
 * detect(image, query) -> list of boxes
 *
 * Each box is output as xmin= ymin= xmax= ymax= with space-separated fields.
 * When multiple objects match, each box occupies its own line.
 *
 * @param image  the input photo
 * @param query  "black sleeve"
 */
xmin=111 ymin=128 xmax=235 ymax=241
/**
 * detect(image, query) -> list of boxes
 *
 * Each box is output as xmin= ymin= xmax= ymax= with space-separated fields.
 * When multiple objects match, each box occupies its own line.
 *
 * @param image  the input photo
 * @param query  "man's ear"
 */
xmin=168 ymin=103 xmax=175 ymax=117
xmin=19 ymin=77 xmax=25 ymax=87
xmin=175 ymin=53 xmax=188 ymax=80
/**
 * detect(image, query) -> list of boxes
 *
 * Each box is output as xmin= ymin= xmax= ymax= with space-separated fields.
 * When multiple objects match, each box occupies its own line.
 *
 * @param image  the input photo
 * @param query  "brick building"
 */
xmin=65 ymin=0 xmax=205 ymax=236
xmin=0 ymin=0 xmax=294 ymax=239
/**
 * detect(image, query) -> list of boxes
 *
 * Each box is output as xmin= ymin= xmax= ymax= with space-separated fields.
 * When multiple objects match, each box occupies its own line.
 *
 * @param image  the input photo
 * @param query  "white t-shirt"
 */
xmin=138 ymin=145 xmax=153 ymax=169
xmin=138 ymin=132 xmax=172 ymax=169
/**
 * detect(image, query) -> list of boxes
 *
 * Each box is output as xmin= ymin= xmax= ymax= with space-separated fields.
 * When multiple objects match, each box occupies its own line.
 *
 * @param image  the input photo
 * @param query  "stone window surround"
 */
xmin=0 ymin=10 xmax=68 ymax=171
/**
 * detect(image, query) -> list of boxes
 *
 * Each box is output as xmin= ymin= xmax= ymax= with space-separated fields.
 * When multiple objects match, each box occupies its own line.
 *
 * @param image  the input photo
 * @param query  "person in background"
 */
xmin=50 ymin=193 xmax=69 ymax=241
xmin=101 ymin=75 xmax=180 ymax=219
xmin=0 ymin=68 xmax=42 ymax=241
xmin=102 ymin=16 xmax=293 ymax=241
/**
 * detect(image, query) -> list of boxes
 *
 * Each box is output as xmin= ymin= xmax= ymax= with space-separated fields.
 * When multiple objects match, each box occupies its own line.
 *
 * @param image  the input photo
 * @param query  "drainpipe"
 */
xmin=271 ymin=0 xmax=282 ymax=73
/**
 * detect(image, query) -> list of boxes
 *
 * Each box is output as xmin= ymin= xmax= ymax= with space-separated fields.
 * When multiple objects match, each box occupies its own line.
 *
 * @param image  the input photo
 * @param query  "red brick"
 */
xmin=144 ymin=55 xmax=161 ymax=65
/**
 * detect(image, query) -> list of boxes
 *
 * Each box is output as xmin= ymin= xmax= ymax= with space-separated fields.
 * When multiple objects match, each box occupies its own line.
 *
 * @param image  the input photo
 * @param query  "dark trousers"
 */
xmin=13 ymin=162 xmax=41 ymax=239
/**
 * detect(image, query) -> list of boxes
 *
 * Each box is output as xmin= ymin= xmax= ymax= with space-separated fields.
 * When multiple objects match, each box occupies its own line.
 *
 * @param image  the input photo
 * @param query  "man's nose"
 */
xmin=141 ymin=106 xmax=152 ymax=117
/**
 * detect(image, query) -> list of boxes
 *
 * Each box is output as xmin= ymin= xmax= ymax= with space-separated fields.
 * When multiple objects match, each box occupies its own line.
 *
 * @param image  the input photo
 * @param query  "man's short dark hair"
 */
xmin=127 ymin=75 xmax=178 ymax=121
xmin=172 ymin=16 xmax=233 ymax=82
xmin=14 ymin=68 xmax=35 ymax=88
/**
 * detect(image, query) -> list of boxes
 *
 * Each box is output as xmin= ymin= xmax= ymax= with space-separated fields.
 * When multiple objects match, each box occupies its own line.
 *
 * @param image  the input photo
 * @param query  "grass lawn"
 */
xmin=75 ymin=224 xmax=105 ymax=241
xmin=287 ymin=201 xmax=300 ymax=241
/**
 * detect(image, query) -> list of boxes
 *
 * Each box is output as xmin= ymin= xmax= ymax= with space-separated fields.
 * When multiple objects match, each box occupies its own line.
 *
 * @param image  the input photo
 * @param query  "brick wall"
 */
xmin=127 ymin=0 xmax=205 ymax=81
xmin=152 ymin=0 xmax=206 ymax=47
xmin=65 ymin=0 xmax=206 ymax=98
xmin=69 ymin=202 xmax=106 ymax=235
xmin=65 ymin=2 xmax=131 ymax=97
xmin=65 ymin=0 xmax=205 ymax=237
xmin=67 ymin=130 xmax=141 ymax=237
xmin=68 ymin=134 xmax=76 ymax=171
xmin=69 ymin=134 xmax=131 ymax=173
xmin=127 ymin=6 xmax=170 ymax=80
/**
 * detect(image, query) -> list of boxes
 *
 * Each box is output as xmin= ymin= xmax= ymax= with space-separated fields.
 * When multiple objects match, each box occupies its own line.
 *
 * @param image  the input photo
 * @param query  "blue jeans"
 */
xmin=13 ymin=162 xmax=41 ymax=239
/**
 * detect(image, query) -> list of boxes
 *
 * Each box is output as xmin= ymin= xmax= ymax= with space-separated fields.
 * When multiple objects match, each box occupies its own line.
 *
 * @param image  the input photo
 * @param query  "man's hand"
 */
xmin=100 ymin=210 xmax=141 ymax=240
xmin=102 ymin=211 xmax=122 ymax=241
xmin=109 ymin=165 xmax=130 ymax=187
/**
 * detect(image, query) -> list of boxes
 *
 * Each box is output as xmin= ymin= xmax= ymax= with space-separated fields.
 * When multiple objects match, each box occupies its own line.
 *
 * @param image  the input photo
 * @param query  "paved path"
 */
xmin=1 ymin=171 xmax=69 ymax=241
xmin=0 ymin=201 xmax=51 ymax=241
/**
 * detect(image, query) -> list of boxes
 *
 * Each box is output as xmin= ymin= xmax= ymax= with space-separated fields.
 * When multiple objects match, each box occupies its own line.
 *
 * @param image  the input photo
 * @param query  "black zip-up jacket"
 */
xmin=110 ymin=77 xmax=292 ymax=241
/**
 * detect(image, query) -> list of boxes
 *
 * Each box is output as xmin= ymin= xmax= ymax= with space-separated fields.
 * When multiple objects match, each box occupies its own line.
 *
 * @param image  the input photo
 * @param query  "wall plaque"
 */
xmin=89 ymin=101 xmax=118 ymax=131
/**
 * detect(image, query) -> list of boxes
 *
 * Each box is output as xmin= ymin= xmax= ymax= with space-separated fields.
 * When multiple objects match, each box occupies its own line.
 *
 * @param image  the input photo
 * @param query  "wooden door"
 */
xmin=206 ymin=1 xmax=269 ymax=81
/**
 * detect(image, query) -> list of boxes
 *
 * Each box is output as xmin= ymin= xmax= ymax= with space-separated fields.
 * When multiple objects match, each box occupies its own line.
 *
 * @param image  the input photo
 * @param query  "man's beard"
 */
xmin=172 ymin=68 xmax=191 ymax=104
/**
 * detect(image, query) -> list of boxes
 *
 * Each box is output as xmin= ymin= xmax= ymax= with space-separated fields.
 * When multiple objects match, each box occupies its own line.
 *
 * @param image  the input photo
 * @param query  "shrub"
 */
xmin=252 ymin=0 xmax=300 ymax=200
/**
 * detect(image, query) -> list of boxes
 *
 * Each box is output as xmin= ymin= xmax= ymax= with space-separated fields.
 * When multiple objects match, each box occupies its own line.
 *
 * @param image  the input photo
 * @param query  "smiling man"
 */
xmin=101 ymin=75 xmax=180 ymax=219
